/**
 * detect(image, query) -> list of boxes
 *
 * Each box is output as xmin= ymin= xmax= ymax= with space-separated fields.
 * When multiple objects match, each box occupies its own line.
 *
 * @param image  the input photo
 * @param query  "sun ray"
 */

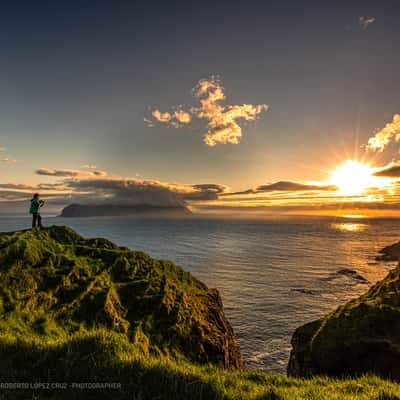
xmin=330 ymin=160 xmax=392 ymax=196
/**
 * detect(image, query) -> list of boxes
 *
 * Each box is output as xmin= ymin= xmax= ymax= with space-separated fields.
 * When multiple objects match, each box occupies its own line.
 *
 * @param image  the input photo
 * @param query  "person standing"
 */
xmin=30 ymin=193 xmax=45 ymax=228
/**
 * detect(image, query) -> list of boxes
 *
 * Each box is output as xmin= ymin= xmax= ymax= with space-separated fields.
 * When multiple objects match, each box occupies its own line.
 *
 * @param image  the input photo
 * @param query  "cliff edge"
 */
xmin=288 ymin=248 xmax=400 ymax=379
xmin=0 ymin=226 xmax=242 ymax=369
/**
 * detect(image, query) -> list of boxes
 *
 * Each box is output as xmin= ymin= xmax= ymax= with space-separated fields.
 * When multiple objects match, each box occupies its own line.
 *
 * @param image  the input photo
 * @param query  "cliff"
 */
xmin=1 ymin=228 xmax=400 ymax=398
xmin=376 ymin=241 xmax=400 ymax=261
xmin=60 ymin=203 xmax=192 ymax=217
xmin=287 ymin=250 xmax=400 ymax=379
xmin=0 ymin=226 xmax=242 ymax=369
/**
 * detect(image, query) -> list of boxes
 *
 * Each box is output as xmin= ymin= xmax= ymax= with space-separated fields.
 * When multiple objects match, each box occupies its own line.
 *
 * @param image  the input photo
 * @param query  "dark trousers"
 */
xmin=32 ymin=213 xmax=43 ymax=228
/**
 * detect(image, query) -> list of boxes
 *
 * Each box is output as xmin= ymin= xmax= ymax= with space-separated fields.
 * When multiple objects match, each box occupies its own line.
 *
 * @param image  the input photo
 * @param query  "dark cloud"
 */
xmin=36 ymin=168 xmax=108 ymax=178
xmin=0 ymin=183 xmax=38 ymax=190
xmin=373 ymin=163 xmax=400 ymax=178
xmin=191 ymin=184 xmax=227 ymax=193
xmin=67 ymin=179 xmax=185 ymax=207
xmin=256 ymin=181 xmax=337 ymax=192
xmin=66 ymin=178 xmax=230 ymax=204
xmin=222 ymin=181 xmax=337 ymax=196
xmin=185 ymin=183 xmax=228 ymax=200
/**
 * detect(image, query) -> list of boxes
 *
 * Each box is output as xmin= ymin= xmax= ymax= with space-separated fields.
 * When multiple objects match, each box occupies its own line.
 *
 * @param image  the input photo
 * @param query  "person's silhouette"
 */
xmin=30 ymin=193 xmax=45 ymax=228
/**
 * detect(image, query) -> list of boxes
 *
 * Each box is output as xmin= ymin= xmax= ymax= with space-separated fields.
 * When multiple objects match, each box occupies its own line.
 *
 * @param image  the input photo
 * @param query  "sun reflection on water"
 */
xmin=332 ymin=222 xmax=367 ymax=232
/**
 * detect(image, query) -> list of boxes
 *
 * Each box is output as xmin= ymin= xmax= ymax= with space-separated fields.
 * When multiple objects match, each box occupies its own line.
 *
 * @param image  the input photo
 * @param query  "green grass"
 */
xmin=288 ymin=258 xmax=400 ymax=379
xmin=1 ymin=226 xmax=400 ymax=399
xmin=1 ymin=328 xmax=400 ymax=400
xmin=0 ymin=225 xmax=242 ymax=369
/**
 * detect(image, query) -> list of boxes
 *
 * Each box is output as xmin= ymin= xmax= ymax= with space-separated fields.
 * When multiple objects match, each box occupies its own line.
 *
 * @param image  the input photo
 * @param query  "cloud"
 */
xmin=0 ymin=181 xmax=77 ymax=206
xmin=373 ymin=162 xmax=400 ymax=177
xmin=184 ymin=183 xmax=228 ymax=200
xmin=81 ymin=164 xmax=98 ymax=169
xmin=173 ymin=110 xmax=192 ymax=124
xmin=36 ymin=168 xmax=108 ymax=178
xmin=0 ymin=146 xmax=5 ymax=152
xmin=3 ymin=169 xmax=400 ymax=216
xmin=192 ymin=79 xmax=268 ymax=146
xmin=191 ymin=183 xmax=227 ymax=193
xmin=65 ymin=177 xmax=229 ymax=205
xmin=366 ymin=114 xmax=400 ymax=152
xmin=147 ymin=77 xmax=269 ymax=146
xmin=222 ymin=181 xmax=337 ymax=196
xmin=359 ymin=16 xmax=376 ymax=30
xmin=65 ymin=178 xmax=187 ymax=207
xmin=255 ymin=181 xmax=337 ymax=192
xmin=0 ymin=183 xmax=38 ymax=190
xmin=1 ymin=157 xmax=16 ymax=163
xmin=143 ymin=117 xmax=155 ymax=127
xmin=151 ymin=110 xmax=172 ymax=122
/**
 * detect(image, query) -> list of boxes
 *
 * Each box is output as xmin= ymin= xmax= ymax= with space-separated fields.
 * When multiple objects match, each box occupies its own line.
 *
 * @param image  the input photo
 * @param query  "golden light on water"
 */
xmin=330 ymin=160 xmax=391 ymax=196
xmin=332 ymin=223 xmax=367 ymax=232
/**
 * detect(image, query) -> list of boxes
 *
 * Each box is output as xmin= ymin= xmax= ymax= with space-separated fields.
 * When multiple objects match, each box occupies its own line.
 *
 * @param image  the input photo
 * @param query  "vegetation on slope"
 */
xmin=0 ymin=328 xmax=400 ymax=399
xmin=288 ymin=257 xmax=400 ymax=379
xmin=0 ymin=226 xmax=242 ymax=369
xmin=1 ymin=226 xmax=400 ymax=399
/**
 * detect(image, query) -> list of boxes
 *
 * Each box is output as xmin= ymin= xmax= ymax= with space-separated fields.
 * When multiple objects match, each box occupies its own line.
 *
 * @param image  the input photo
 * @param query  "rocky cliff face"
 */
xmin=0 ymin=226 xmax=242 ymax=369
xmin=287 ymin=254 xmax=400 ymax=379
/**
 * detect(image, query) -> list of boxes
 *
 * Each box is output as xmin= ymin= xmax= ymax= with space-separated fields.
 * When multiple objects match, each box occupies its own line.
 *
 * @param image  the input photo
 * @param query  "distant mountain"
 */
xmin=60 ymin=203 xmax=192 ymax=217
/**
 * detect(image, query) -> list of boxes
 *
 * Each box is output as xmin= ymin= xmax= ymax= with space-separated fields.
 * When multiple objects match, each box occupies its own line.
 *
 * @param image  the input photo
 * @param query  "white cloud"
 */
xmin=146 ymin=77 xmax=269 ymax=146
xmin=173 ymin=110 xmax=191 ymax=124
xmin=151 ymin=110 xmax=172 ymax=122
xmin=367 ymin=114 xmax=400 ymax=152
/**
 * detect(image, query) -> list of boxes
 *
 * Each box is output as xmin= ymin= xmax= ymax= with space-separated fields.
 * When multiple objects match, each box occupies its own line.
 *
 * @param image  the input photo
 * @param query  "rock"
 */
xmin=0 ymin=226 xmax=242 ymax=369
xmin=287 ymin=262 xmax=400 ymax=379
xmin=60 ymin=203 xmax=192 ymax=217
xmin=335 ymin=268 xmax=369 ymax=284
xmin=290 ymin=288 xmax=321 ymax=295
xmin=320 ymin=269 xmax=369 ymax=284
xmin=377 ymin=242 xmax=400 ymax=261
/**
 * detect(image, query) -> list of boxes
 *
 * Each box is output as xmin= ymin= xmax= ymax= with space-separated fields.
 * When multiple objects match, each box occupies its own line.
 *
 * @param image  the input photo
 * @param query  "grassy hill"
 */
xmin=1 ymin=329 xmax=400 ymax=399
xmin=288 ymin=245 xmax=400 ymax=381
xmin=0 ymin=226 xmax=400 ymax=399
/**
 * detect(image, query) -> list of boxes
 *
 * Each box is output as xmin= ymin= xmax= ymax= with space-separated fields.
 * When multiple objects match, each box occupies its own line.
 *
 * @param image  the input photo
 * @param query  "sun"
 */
xmin=331 ymin=160 xmax=384 ymax=196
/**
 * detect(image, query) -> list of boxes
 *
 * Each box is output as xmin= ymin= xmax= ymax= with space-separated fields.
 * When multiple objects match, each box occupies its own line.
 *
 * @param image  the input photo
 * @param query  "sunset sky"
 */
xmin=1 ymin=0 xmax=400 ymax=215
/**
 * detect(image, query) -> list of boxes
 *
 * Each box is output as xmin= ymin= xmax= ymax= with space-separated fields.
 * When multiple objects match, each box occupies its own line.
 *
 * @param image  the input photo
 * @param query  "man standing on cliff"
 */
xmin=30 ymin=193 xmax=45 ymax=228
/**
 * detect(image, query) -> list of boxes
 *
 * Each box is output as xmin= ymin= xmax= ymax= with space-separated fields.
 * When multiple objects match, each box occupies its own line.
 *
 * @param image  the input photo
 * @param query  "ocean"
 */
xmin=1 ymin=214 xmax=398 ymax=374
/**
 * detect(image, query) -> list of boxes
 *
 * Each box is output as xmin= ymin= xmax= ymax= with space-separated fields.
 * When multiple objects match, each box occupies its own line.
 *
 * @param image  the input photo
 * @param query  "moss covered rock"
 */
xmin=287 ymin=259 xmax=400 ymax=379
xmin=0 ymin=226 xmax=242 ymax=369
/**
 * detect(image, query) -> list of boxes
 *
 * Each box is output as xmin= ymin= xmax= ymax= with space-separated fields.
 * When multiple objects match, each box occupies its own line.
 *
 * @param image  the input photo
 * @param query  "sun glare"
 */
xmin=331 ymin=160 xmax=388 ymax=196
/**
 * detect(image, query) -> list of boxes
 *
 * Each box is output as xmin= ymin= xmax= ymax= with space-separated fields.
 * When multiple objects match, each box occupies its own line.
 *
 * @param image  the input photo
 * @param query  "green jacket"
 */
xmin=30 ymin=199 xmax=41 ymax=214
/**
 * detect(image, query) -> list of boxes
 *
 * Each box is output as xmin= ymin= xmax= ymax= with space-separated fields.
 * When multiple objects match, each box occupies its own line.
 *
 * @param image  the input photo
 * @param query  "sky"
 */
xmin=1 ymin=0 xmax=400 ymax=215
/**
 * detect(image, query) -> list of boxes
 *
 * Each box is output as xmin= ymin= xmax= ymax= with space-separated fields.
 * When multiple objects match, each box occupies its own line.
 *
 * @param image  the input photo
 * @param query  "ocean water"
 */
xmin=0 ymin=214 xmax=398 ymax=374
